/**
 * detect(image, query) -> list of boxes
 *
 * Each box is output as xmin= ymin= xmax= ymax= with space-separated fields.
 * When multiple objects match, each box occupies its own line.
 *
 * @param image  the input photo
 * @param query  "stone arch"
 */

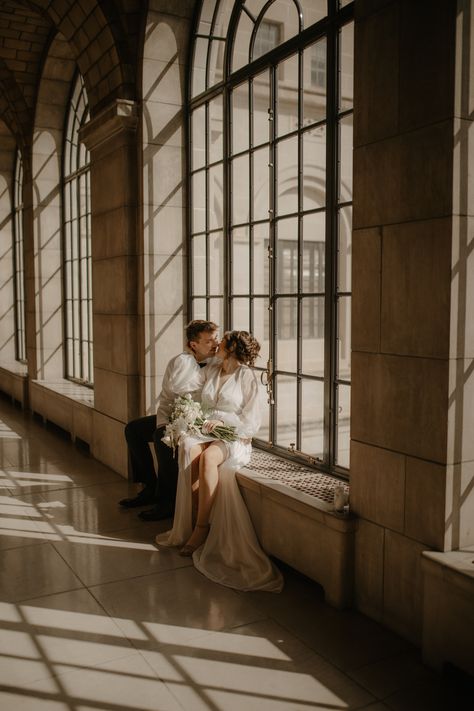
xmin=31 ymin=0 xmax=138 ymax=115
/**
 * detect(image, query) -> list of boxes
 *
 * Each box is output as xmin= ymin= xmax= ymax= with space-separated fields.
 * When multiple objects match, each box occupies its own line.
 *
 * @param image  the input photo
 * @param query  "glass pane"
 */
xmin=192 ymin=234 xmax=207 ymax=295
xmin=301 ymin=378 xmax=324 ymax=459
xmin=232 ymin=226 xmax=250 ymax=294
xmin=192 ymin=37 xmax=208 ymax=97
xmin=305 ymin=1 xmax=329 ymax=25
xmin=338 ymin=205 xmax=352 ymax=292
xmin=232 ymin=9 xmax=254 ymax=73
xmin=209 ymin=95 xmax=223 ymax=163
xmin=253 ymin=146 xmax=270 ymax=222
xmin=275 ymin=217 xmax=298 ymax=294
xmin=232 ymin=153 xmax=249 ymax=224
xmin=275 ymin=297 xmax=297 ymax=367
xmin=209 ymin=297 xmax=224 ymax=327
xmin=339 ymin=21 xmax=354 ymax=112
xmin=232 ymin=297 xmax=250 ymax=330
xmin=252 ymin=70 xmax=270 ymax=147
xmin=209 ymin=39 xmax=225 ymax=87
xmin=253 ymin=222 xmax=269 ymax=295
xmin=257 ymin=390 xmax=271 ymax=443
xmin=192 ymin=297 xmax=207 ymax=320
xmin=337 ymin=295 xmax=351 ymax=380
xmin=303 ymin=39 xmax=326 ymax=124
xmin=215 ymin=0 xmax=234 ymax=37
xmin=336 ymin=383 xmax=351 ymax=468
xmin=276 ymin=135 xmax=298 ymax=216
xmin=253 ymin=0 xmax=302 ymax=59
xmin=232 ymin=82 xmax=249 ymax=155
xmin=303 ymin=212 xmax=325 ymax=292
xmin=275 ymin=374 xmax=297 ymax=449
xmin=277 ymin=53 xmax=299 ymax=137
xmin=198 ymin=0 xmax=214 ymax=34
xmin=253 ymin=18 xmax=281 ymax=61
xmin=192 ymin=170 xmax=206 ymax=233
xmin=302 ymin=126 xmax=326 ymax=211
xmin=302 ymin=298 xmax=325 ymax=377
xmin=252 ymin=296 xmax=270 ymax=364
xmin=339 ymin=113 xmax=353 ymax=203
xmin=209 ymin=232 xmax=223 ymax=295
xmin=209 ymin=163 xmax=223 ymax=229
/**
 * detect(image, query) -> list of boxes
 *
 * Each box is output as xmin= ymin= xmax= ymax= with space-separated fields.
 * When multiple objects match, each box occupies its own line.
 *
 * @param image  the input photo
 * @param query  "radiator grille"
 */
xmin=249 ymin=449 xmax=349 ymax=506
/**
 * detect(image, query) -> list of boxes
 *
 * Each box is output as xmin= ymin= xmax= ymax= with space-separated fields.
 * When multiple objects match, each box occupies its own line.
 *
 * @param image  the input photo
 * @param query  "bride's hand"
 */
xmin=202 ymin=419 xmax=223 ymax=434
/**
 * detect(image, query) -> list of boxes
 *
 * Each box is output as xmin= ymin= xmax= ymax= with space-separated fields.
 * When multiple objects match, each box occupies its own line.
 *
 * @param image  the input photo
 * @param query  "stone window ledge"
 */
xmin=32 ymin=379 xmax=94 ymax=407
xmin=421 ymin=547 xmax=474 ymax=675
xmin=30 ymin=379 xmax=94 ymax=445
xmin=0 ymin=361 xmax=28 ymax=377
xmin=0 ymin=362 xmax=29 ymax=406
xmin=235 ymin=449 xmax=355 ymax=608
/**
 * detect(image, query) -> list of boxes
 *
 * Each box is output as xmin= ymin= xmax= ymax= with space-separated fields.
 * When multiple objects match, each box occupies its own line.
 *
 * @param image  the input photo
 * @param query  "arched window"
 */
xmin=189 ymin=0 xmax=353 ymax=474
xmin=62 ymin=73 xmax=93 ymax=385
xmin=13 ymin=148 xmax=26 ymax=363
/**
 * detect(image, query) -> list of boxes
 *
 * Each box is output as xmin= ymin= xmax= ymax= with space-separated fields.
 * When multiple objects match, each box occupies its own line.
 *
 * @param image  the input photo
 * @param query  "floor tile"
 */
xmin=1 ymin=653 xmax=183 ymax=711
xmin=0 ymin=543 xmax=83 ymax=602
xmin=248 ymin=567 xmax=411 ymax=672
xmin=49 ymin=532 xmax=190 ymax=587
xmin=89 ymin=565 xmax=266 ymax=648
xmin=384 ymin=675 xmax=472 ymax=711
xmin=348 ymin=650 xmax=435 ymax=699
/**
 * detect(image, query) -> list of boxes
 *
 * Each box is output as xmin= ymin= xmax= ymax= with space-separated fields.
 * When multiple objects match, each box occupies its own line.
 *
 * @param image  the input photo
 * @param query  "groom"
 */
xmin=119 ymin=319 xmax=219 ymax=521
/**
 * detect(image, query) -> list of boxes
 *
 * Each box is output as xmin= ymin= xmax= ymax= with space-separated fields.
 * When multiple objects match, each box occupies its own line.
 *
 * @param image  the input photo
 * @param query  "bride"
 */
xmin=156 ymin=330 xmax=283 ymax=593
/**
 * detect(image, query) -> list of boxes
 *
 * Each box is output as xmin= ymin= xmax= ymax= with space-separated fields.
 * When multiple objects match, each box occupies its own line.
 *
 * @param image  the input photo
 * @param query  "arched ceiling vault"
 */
xmin=0 ymin=0 xmax=143 ymax=153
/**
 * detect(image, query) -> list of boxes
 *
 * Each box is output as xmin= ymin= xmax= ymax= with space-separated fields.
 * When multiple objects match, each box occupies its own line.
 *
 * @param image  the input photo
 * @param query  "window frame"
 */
xmin=187 ymin=1 xmax=353 ymax=477
xmin=61 ymin=71 xmax=93 ymax=387
xmin=12 ymin=148 xmax=27 ymax=364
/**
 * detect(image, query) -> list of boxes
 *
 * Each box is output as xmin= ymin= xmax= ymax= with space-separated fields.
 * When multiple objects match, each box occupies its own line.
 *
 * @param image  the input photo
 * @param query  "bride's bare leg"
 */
xmin=189 ymin=444 xmax=203 ymax=525
xmin=181 ymin=441 xmax=226 ymax=552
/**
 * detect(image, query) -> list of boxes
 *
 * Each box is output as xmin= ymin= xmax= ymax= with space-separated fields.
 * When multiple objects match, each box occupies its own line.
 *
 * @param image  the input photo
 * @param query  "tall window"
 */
xmin=62 ymin=73 xmax=93 ymax=385
xmin=189 ymin=0 xmax=353 ymax=474
xmin=13 ymin=148 xmax=26 ymax=363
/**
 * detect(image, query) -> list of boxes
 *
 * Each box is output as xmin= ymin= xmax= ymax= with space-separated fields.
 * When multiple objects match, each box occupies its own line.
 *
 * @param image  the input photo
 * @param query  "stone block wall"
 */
xmin=351 ymin=0 xmax=474 ymax=645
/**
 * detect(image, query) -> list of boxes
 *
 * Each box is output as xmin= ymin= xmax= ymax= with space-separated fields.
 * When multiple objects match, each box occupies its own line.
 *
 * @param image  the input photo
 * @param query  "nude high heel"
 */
xmin=179 ymin=523 xmax=210 ymax=557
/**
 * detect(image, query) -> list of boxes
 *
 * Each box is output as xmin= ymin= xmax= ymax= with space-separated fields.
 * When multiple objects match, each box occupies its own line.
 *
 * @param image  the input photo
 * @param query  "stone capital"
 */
xmin=79 ymin=99 xmax=139 ymax=151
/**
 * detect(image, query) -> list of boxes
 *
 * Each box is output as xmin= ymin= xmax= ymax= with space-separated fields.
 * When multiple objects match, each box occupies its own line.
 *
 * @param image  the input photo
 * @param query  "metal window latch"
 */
xmin=260 ymin=358 xmax=274 ymax=404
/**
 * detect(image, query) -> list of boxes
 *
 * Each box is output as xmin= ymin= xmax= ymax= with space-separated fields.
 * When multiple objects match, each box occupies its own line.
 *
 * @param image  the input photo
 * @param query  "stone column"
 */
xmin=351 ymin=0 xmax=473 ymax=644
xmin=80 ymin=99 xmax=140 ymax=475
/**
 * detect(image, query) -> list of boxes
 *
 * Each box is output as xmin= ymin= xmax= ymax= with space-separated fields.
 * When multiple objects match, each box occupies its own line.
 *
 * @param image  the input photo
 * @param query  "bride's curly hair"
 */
xmin=224 ymin=331 xmax=261 ymax=366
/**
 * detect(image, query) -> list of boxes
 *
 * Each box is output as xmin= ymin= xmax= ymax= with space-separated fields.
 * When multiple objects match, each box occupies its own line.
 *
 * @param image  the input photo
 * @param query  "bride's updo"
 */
xmin=224 ymin=331 xmax=260 ymax=367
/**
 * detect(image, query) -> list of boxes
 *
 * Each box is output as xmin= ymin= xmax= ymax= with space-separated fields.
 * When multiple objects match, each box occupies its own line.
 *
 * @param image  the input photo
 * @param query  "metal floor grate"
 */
xmin=249 ymin=449 xmax=349 ymax=505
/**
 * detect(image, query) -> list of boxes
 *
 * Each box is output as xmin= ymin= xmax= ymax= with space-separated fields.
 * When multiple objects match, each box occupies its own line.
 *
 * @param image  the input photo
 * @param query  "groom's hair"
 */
xmin=186 ymin=319 xmax=218 ymax=345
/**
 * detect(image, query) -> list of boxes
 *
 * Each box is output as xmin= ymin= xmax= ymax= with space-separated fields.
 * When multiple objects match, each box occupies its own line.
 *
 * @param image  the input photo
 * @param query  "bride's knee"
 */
xmin=202 ymin=442 xmax=226 ymax=466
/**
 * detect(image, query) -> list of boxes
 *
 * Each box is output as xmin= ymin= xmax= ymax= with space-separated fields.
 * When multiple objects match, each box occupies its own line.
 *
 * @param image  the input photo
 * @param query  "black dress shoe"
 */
xmin=138 ymin=503 xmax=174 ymax=521
xmin=119 ymin=489 xmax=155 ymax=508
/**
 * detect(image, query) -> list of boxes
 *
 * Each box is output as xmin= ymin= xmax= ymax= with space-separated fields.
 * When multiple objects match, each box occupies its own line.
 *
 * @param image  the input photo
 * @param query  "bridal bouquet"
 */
xmin=162 ymin=393 xmax=238 ymax=452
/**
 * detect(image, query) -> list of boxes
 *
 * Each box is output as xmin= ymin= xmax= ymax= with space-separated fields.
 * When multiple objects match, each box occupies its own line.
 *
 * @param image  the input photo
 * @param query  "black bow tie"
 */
xmin=198 ymin=362 xmax=207 ymax=369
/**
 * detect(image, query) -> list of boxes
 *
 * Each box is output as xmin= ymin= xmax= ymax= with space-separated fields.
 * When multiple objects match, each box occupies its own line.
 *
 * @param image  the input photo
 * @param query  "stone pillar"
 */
xmin=351 ymin=0 xmax=473 ymax=644
xmin=80 ymin=99 xmax=140 ymax=475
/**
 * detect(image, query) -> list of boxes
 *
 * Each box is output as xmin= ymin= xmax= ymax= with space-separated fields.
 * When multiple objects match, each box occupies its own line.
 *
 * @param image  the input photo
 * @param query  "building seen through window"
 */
xmin=190 ymin=0 xmax=353 ymax=475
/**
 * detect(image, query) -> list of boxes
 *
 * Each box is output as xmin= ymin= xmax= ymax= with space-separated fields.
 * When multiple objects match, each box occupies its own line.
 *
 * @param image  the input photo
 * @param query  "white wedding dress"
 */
xmin=156 ymin=362 xmax=283 ymax=593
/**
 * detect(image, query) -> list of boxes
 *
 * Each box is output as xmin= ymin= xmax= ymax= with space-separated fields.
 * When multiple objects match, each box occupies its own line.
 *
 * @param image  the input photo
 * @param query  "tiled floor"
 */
xmin=0 ymin=396 xmax=470 ymax=711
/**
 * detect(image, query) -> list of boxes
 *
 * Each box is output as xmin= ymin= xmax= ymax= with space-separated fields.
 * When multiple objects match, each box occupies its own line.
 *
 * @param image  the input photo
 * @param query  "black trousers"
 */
xmin=124 ymin=415 xmax=179 ymax=507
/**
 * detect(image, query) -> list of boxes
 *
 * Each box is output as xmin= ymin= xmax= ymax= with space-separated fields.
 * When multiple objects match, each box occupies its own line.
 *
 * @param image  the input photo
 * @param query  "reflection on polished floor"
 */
xmin=0 ymin=396 xmax=468 ymax=711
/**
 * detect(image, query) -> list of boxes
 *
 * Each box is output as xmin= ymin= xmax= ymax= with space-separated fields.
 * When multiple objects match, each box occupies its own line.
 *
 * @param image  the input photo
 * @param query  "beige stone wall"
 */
xmin=351 ymin=0 xmax=473 ymax=645
xmin=141 ymin=1 xmax=195 ymax=413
